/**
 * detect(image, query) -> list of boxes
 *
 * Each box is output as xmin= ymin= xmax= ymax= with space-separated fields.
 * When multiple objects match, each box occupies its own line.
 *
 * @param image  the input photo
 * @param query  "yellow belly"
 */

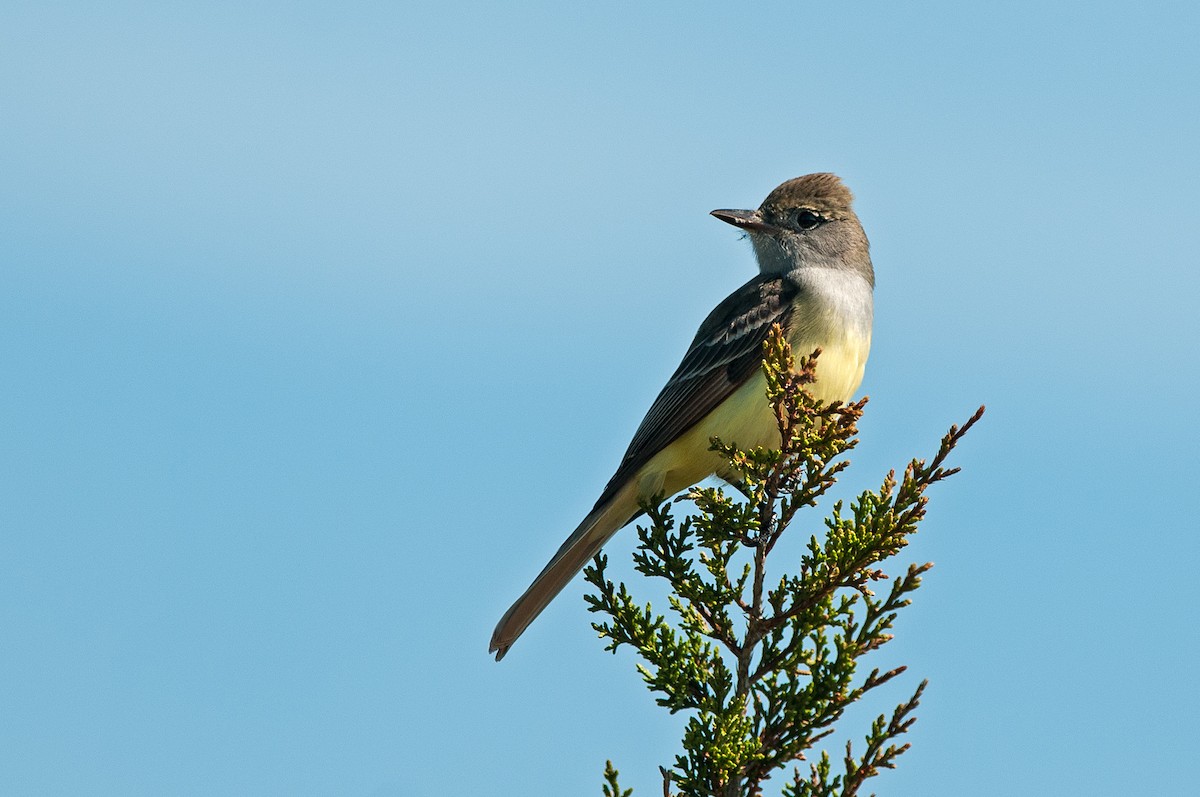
xmin=633 ymin=328 xmax=871 ymax=500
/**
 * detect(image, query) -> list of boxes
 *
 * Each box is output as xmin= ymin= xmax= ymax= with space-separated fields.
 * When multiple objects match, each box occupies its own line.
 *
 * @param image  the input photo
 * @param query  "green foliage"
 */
xmin=585 ymin=325 xmax=983 ymax=797
xmin=602 ymin=760 xmax=633 ymax=797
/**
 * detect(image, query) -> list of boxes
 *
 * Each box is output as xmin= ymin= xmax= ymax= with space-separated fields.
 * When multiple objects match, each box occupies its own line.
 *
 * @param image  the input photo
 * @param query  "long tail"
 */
xmin=489 ymin=493 xmax=637 ymax=660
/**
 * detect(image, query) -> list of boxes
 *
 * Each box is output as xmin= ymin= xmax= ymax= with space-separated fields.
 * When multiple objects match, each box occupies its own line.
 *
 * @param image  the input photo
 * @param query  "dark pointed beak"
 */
xmin=710 ymin=208 xmax=772 ymax=232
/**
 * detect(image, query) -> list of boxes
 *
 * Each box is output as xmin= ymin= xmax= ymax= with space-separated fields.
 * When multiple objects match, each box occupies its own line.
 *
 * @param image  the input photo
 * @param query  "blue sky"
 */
xmin=2 ymin=2 xmax=1198 ymax=794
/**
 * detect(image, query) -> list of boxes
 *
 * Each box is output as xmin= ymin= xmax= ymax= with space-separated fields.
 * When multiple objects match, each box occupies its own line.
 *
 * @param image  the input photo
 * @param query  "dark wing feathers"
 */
xmin=593 ymin=275 xmax=797 ymax=508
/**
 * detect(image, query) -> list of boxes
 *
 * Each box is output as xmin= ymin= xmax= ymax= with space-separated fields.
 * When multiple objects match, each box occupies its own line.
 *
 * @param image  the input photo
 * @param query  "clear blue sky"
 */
xmin=3 ymin=2 xmax=1197 ymax=794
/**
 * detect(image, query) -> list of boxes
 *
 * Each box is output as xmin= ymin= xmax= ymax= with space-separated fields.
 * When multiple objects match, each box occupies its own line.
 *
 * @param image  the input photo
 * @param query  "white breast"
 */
xmin=787 ymin=267 xmax=873 ymax=404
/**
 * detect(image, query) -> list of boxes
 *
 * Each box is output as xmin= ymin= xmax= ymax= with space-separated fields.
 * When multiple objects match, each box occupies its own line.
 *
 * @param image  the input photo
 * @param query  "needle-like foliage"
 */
xmin=585 ymin=325 xmax=984 ymax=797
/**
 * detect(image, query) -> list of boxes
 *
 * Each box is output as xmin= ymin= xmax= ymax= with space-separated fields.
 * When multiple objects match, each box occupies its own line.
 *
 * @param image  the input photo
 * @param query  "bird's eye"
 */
xmin=795 ymin=210 xmax=824 ymax=230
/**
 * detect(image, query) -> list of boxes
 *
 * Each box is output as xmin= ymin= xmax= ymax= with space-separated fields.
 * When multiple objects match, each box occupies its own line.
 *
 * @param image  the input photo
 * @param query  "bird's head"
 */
xmin=711 ymin=173 xmax=873 ymax=287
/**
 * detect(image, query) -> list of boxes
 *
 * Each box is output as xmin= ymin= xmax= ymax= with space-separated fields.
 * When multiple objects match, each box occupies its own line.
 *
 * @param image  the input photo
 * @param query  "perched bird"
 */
xmin=490 ymin=173 xmax=875 ymax=660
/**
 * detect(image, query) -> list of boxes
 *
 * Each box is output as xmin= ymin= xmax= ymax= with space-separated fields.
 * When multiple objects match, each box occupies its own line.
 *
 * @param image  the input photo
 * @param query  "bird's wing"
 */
xmin=489 ymin=274 xmax=798 ymax=660
xmin=593 ymin=274 xmax=797 ymax=508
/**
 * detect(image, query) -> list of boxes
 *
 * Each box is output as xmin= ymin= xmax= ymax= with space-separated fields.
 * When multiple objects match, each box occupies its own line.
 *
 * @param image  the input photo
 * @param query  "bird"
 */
xmin=490 ymin=173 xmax=875 ymax=660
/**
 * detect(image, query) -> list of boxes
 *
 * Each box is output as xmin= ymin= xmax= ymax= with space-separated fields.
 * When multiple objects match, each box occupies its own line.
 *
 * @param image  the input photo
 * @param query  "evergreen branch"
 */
xmin=841 ymin=680 xmax=926 ymax=796
xmin=588 ymin=325 xmax=983 ymax=795
xmin=603 ymin=760 xmax=634 ymax=797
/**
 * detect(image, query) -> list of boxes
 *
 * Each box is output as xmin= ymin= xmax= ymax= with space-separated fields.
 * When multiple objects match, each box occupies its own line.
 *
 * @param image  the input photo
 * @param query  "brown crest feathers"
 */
xmin=760 ymin=173 xmax=855 ymax=218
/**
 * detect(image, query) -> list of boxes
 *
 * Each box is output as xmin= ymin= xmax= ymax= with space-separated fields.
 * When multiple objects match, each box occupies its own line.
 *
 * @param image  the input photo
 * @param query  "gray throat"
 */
xmin=786 ymin=265 xmax=875 ymax=341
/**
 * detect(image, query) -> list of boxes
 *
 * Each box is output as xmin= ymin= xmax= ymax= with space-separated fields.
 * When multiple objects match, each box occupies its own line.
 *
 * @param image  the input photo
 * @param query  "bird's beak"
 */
xmin=710 ymin=208 xmax=773 ymax=232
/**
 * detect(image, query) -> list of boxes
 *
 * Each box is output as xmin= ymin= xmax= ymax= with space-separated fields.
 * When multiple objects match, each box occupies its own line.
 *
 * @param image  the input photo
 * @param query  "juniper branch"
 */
xmin=587 ymin=325 xmax=984 ymax=796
